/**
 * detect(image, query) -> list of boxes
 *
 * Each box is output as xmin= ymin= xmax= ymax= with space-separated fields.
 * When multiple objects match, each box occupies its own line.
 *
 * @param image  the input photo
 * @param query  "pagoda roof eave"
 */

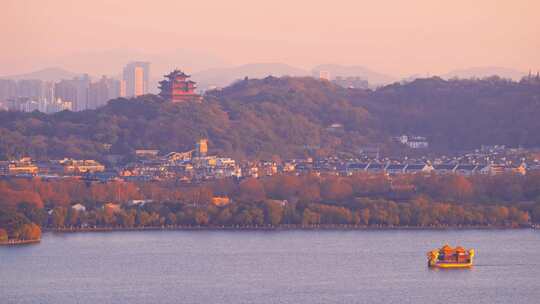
xmin=164 ymin=70 xmax=190 ymax=78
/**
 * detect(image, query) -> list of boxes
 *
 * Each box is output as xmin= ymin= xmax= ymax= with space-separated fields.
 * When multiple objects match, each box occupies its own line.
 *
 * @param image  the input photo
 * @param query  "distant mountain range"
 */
xmin=191 ymin=63 xmax=403 ymax=90
xmin=176 ymin=64 xmax=530 ymax=90
xmin=312 ymin=64 xmax=397 ymax=86
xmin=0 ymin=67 xmax=81 ymax=82
xmin=442 ymin=67 xmax=526 ymax=81
xmin=191 ymin=63 xmax=309 ymax=89
xmin=1 ymin=64 xmax=528 ymax=91
xmin=193 ymin=63 xmax=525 ymax=89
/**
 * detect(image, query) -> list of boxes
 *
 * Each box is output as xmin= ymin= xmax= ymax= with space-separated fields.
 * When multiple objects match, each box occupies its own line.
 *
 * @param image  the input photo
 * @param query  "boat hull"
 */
xmin=429 ymin=262 xmax=473 ymax=269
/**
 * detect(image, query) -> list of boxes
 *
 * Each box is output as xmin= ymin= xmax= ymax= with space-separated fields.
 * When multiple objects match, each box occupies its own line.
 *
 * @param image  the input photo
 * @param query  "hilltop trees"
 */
xmin=1 ymin=76 xmax=540 ymax=161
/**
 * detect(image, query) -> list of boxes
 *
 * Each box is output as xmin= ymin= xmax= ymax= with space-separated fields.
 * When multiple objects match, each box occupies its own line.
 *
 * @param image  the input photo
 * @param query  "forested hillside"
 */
xmin=1 ymin=76 xmax=540 ymax=161
xmin=354 ymin=76 xmax=540 ymax=150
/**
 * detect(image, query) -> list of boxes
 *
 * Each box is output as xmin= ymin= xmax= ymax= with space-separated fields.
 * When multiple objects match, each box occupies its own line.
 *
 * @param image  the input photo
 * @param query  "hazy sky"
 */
xmin=2 ymin=0 xmax=539 ymax=77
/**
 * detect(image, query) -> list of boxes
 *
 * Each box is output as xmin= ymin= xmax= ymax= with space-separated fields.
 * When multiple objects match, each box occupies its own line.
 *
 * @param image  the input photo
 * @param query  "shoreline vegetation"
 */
xmin=2 ymin=172 xmax=540 ymax=245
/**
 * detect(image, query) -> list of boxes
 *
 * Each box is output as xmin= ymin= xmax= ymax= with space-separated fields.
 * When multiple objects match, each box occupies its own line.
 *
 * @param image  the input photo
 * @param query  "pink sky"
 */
xmin=2 ymin=0 xmax=539 ymax=77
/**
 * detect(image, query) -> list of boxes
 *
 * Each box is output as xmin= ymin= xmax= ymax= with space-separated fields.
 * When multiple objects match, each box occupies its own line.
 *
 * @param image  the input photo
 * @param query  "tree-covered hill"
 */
xmin=353 ymin=76 xmax=540 ymax=150
xmin=1 ymin=76 xmax=540 ymax=161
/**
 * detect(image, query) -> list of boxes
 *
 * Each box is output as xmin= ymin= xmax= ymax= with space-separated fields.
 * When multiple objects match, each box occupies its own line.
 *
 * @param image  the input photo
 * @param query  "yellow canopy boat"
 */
xmin=427 ymin=244 xmax=474 ymax=268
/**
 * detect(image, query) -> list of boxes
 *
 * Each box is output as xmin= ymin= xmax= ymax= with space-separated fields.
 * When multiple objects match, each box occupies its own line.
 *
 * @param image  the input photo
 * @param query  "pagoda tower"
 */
xmin=159 ymin=70 xmax=202 ymax=102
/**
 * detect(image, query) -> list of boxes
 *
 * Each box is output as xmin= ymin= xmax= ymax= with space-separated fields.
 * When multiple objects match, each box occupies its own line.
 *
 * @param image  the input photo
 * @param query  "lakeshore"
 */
xmin=0 ymin=239 xmax=40 ymax=246
xmin=44 ymin=223 xmax=534 ymax=233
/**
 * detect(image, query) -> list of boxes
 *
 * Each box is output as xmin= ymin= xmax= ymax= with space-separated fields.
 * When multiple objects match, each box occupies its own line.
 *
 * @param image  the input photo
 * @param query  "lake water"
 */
xmin=1 ymin=229 xmax=539 ymax=304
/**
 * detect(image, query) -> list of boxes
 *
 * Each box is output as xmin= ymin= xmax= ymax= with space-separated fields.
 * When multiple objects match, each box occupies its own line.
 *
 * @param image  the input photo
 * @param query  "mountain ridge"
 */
xmin=442 ymin=66 xmax=526 ymax=81
xmin=1 ymin=67 xmax=81 ymax=82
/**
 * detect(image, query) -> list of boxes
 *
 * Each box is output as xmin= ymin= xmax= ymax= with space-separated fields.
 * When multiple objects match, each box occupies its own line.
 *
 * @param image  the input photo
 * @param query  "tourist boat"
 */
xmin=427 ymin=244 xmax=474 ymax=268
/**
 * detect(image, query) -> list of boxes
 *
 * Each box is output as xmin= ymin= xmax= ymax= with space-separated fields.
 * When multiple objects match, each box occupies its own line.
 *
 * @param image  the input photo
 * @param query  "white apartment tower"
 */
xmin=122 ymin=62 xmax=150 ymax=97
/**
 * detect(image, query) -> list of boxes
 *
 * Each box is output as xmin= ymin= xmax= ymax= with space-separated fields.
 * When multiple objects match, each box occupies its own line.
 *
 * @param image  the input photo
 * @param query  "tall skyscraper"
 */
xmin=0 ymin=79 xmax=17 ymax=102
xmin=54 ymin=75 xmax=90 ymax=111
xmin=16 ymin=79 xmax=44 ymax=99
xmin=319 ymin=70 xmax=331 ymax=81
xmin=119 ymin=80 xmax=127 ymax=97
xmin=88 ymin=76 xmax=121 ymax=109
xmin=54 ymin=79 xmax=78 ymax=106
xmin=122 ymin=62 xmax=150 ymax=97
xmin=74 ymin=74 xmax=90 ymax=111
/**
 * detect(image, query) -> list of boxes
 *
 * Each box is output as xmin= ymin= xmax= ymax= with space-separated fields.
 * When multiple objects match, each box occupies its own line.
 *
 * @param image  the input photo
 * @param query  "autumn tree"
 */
xmin=320 ymin=176 xmax=353 ymax=203
xmin=216 ymin=208 xmax=233 ymax=225
xmin=194 ymin=210 xmax=210 ymax=226
xmin=17 ymin=202 xmax=47 ymax=226
xmin=237 ymin=178 xmax=266 ymax=203
xmin=20 ymin=223 xmax=41 ymax=240
xmin=119 ymin=209 xmax=137 ymax=228
xmin=302 ymin=208 xmax=320 ymax=226
xmin=264 ymin=200 xmax=284 ymax=226
xmin=51 ymin=207 xmax=67 ymax=228
xmin=0 ymin=228 xmax=7 ymax=242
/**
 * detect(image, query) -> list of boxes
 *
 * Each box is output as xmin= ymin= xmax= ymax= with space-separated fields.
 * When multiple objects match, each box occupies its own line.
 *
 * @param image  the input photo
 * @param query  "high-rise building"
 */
xmin=122 ymin=62 xmax=150 ymax=97
xmin=54 ymin=79 xmax=77 ymax=108
xmin=12 ymin=79 xmax=55 ymax=112
xmin=0 ymin=79 xmax=17 ymax=102
xmin=74 ymin=74 xmax=90 ymax=111
xmin=16 ymin=79 xmax=43 ymax=98
xmin=319 ymin=70 xmax=331 ymax=81
xmin=88 ymin=76 xmax=121 ymax=109
xmin=88 ymin=80 xmax=108 ymax=110
xmin=46 ymin=98 xmax=72 ymax=113
xmin=5 ymin=97 xmax=39 ymax=112
xmin=54 ymin=75 xmax=90 ymax=111
xmin=134 ymin=66 xmax=145 ymax=96
xmin=119 ymin=80 xmax=127 ymax=97
xmin=1 ymin=73 xmax=123 ymax=113
xmin=108 ymin=79 xmax=121 ymax=100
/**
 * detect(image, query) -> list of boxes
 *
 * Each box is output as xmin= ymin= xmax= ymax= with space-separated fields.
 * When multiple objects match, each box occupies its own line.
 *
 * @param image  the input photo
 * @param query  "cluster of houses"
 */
xmin=0 ymin=157 xmax=534 ymax=183
xmin=116 ymin=140 xmax=301 ymax=182
xmin=120 ymin=146 xmax=242 ymax=182
xmin=394 ymin=135 xmax=429 ymax=149
xmin=0 ymin=157 xmax=105 ymax=177
xmin=0 ymin=140 xmax=244 ymax=183
xmin=276 ymin=157 xmax=529 ymax=177
xmin=2 ymin=142 xmax=539 ymax=182
xmin=343 ymin=162 xmax=527 ymax=176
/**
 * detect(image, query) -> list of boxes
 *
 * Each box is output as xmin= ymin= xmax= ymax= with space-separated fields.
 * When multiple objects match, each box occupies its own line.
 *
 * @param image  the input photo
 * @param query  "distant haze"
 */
xmin=2 ymin=0 xmax=539 ymax=79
